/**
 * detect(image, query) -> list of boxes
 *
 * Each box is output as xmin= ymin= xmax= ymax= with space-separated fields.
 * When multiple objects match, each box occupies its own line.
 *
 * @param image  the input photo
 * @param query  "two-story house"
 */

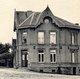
xmin=13 ymin=6 xmax=80 ymax=75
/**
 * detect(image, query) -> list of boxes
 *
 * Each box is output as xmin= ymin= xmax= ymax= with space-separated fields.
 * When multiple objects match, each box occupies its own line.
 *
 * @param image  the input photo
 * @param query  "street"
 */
xmin=0 ymin=68 xmax=80 ymax=79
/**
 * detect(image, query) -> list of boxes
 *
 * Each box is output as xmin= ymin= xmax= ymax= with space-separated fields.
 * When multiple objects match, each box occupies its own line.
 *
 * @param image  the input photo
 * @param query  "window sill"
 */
xmin=38 ymin=62 xmax=44 ymax=63
xmin=22 ymin=43 xmax=28 ymax=45
xmin=37 ymin=43 xmax=45 ymax=45
xmin=50 ymin=62 xmax=56 ymax=63
xmin=50 ymin=44 xmax=57 ymax=46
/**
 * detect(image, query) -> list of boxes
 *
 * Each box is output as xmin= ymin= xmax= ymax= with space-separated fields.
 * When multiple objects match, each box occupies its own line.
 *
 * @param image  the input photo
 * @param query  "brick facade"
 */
xmin=13 ymin=6 xmax=80 ymax=75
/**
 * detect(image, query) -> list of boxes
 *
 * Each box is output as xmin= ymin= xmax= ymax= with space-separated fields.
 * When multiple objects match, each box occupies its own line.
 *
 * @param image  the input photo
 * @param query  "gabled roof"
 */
xmin=14 ymin=6 xmax=80 ymax=31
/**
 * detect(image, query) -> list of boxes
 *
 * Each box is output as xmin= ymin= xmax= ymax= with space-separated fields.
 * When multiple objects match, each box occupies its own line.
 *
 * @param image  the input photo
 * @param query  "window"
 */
xmin=38 ymin=53 xmax=44 ymax=62
xmin=38 ymin=49 xmax=44 ymax=62
xmin=43 ymin=16 xmax=52 ymax=24
xmin=22 ymin=32 xmax=27 ymax=44
xmin=50 ymin=49 xmax=56 ymax=63
xmin=71 ymin=32 xmax=77 ymax=45
xmin=44 ymin=18 xmax=50 ymax=23
xmin=22 ymin=54 xmax=25 ymax=60
xmin=50 ymin=32 xmax=56 ymax=44
xmin=38 ymin=32 xmax=44 ymax=44
xmin=71 ymin=51 xmax=78 ymax=63
xmin=72 ymin=53 xmax=75 ymax=63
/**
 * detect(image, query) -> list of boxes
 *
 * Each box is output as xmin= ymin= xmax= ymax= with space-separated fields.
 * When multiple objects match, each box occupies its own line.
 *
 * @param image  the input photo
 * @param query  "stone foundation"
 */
xmin=28 ymin=62 xmax=80 ymax=75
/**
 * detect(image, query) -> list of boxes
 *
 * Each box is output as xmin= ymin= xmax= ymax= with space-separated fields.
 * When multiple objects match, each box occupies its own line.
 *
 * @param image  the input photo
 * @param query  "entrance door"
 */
xmin=21 ymin=50 xmax=28 ymax=67
xmin=57 ymin=67 xmax=61 ymax=74
xmin=73 ymin=67 xmax=76 ymax=75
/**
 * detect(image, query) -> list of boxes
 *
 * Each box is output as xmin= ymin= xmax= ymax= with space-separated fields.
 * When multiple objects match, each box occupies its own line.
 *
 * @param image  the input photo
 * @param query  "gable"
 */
xmin=14 ymin=6 xmax=80 ymax=31
xmin=36 ymin=6 xmax=55 ymax=26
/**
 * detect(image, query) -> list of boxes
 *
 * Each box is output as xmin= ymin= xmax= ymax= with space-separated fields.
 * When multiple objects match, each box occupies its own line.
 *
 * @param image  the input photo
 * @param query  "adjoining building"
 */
xmin=13 ymin=6 xmax=80 ymax=75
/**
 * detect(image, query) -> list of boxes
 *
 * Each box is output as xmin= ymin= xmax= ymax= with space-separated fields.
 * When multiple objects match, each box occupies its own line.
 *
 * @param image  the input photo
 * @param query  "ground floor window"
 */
xmin=71 ymin=51 xmax=78 ymax=63
xmin=38 ymin=48 xmax=44 ymax=62
xmin=50 ymin=49 xmax=56 ymax=63
xmin=72 ymin=53 xmax=75 ymax=63
xmin=38 ymin=53 xmax=44 ymax=62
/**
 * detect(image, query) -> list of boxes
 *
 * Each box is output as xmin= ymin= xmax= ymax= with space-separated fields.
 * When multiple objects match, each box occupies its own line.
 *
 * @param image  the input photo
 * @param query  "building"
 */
xmin=14 ymin=6 xmax=80 ymax=75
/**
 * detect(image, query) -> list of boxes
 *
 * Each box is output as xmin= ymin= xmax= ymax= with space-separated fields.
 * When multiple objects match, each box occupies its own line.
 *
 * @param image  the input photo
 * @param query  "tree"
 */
xmin=0 ymin=43 xmax=13 ymax=67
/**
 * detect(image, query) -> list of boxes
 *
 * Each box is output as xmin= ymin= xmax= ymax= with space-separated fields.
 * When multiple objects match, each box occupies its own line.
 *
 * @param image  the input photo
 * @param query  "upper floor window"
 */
xmin=50 ymin=32 xmax=56 ymax=44
xmin=71 ymin=32 xmax=78 ymax=45
xmin=38 ymin=32 xmax=44 ymax=44
xmin=22 ymin=32 xmax=27 ymax=44
xmin=50 ymin=49 xmax=56 ymax=63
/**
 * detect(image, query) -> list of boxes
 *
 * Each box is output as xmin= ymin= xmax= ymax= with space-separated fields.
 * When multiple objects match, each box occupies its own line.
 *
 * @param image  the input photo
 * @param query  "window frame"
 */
xmin=38 ymin=48 xmax=44 ymax=63
xmin=71 ymin=32 xmax=78 ymax=45
xmin=22 ymin=31 xmax=28 ymax=44
xmin=50 ymin=31 xmax=57 ymax=44
xmin=50 ymin=49 xmax=56 ymax=63
xmin=43 ymin=16 xmax=52 ymax=24
xmin=71 ymin=52 xmax=78 ymax=63
xmin=72 ymin=52 xmax=75 ymax=63
xmin=38 ymin=53 xmax=44 ymax=63
xmin=37 ymin=31 xmax=45 ymax=44
xmin=44 ymin=18 xmax=50 ymax=24
xmin=22 ymin=54 xmax=25 ymax=60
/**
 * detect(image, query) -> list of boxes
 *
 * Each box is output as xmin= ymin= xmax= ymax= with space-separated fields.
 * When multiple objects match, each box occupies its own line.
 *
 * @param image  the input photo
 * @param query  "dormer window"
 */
xmin=43 ymin=16 xmax=52 ymax=24
xmin=44 ymin=18 xmax=50 ymax=23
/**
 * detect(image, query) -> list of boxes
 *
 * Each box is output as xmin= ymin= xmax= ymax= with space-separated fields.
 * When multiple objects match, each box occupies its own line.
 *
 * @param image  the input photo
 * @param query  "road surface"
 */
xmin=0 ymin=68 xmax=80 ymax=79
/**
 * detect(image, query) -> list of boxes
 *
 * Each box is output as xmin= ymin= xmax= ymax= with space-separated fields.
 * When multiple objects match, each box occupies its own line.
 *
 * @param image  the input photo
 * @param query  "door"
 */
xmin=57 ymin=67 xmax=61 ymax=74
xmin=21 ymin=50 xmax=28 ymax=67
xmin=73 ymin=67 xmax=76 ymax=75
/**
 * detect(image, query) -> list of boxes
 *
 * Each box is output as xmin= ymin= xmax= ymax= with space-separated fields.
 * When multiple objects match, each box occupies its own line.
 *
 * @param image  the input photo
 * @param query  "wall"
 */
xmin=15 ymin=19 xmax=80 ymax=75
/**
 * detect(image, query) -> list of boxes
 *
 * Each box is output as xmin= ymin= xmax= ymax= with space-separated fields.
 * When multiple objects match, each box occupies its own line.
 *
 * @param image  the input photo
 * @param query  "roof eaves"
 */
xmin=65 ymin=25 xmax=80 ymax=29
xmin=17 ymin=25 xmax=36 ymax=29
xmin=59 ymin=24 xmax=80 ymax=29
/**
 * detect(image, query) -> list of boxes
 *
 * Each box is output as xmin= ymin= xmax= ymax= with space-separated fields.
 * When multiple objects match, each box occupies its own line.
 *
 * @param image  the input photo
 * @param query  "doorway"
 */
xmin=73 ymin=67 xmax=76 ymax=75
xmin=21 ymin=50 xmax=28 ymax=67
xmin=57 ymin=67 xmax=61 ymax=74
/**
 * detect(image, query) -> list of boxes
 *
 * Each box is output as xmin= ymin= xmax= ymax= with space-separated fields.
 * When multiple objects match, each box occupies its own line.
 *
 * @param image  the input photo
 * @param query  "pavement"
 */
xmin=0 ymin=67 xmax=80 ymax=79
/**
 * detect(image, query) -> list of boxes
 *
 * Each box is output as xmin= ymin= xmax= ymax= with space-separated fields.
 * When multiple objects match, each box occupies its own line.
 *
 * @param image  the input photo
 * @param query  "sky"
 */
xmin=0 ymin=0 xmax=80 ymax=44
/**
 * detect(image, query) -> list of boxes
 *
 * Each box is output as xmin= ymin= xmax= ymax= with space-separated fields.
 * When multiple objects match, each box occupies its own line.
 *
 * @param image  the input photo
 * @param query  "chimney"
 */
xmin=75 ymin=23 xmax=79 ymax=25
xmin=27 ymin=11 xmax=33 ymax=17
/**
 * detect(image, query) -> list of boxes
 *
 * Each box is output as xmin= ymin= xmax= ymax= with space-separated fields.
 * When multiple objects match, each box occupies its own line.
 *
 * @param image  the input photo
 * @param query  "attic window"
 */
xmin=43 ymin=16 xmax=52 ymax=24
xmin=44 ymin=18 xmax=50 ymax=23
